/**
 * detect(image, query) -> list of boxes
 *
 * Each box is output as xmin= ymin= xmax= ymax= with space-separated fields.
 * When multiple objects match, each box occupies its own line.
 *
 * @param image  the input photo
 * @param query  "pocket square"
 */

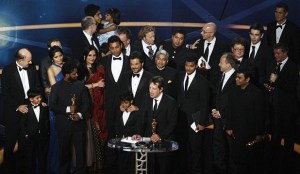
xmin=168 ymin=80 xmax=172 ymax=83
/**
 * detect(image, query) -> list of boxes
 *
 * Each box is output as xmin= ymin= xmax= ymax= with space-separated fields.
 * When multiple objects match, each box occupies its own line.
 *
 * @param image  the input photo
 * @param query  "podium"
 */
xmin=108 ymin=137 xmax=178 ymax=174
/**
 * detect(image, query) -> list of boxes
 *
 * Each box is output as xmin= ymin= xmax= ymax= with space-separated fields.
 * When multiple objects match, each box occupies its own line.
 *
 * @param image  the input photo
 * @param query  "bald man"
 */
xmin=2 ymin=48 xmax=41 ymax=173
xmin=191 ymin=22 xmax=228 ymax=84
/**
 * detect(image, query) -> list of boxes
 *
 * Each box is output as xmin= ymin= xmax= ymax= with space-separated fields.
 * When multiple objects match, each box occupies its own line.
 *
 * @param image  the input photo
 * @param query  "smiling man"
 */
xmin=132 ymin=25 xmax=162 ymax=70
xmin=149 ymin=49 xmax=178 ymax=99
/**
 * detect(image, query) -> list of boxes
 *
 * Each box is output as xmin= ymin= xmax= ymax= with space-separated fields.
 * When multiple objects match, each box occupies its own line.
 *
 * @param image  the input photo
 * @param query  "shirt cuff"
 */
xmin=66 ymin=106 xmax=70 ymax=113
xmin=77 ymin=112 xmax=83 ymax=119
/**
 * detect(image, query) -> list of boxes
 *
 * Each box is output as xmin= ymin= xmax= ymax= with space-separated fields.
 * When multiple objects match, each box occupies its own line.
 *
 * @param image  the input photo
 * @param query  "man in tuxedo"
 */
xmin=72 ymin=16 xmax=101 ymax=61
xmin=266 ymin=2 xmax=300 ymax=65
xmin=142 ymin=76 xmax=178 ymax=174
xmin=132 ymin=25 xmax=162 ymax=70
xmin=2 ymin=48 xmax=41 ymax=173
xmin=49 ymin=62 xmax=90 ymax=174
xmin=177 ymin=53 xmax=210 ymax=174
xmin=102 ymin=35 xmax=130 ymax=139
xmin=211 ymin=52 xmax=237 ymax=174
xmin=163 ymin=29 xmax=190 ymax=71
xmin=246 ymin=23 xmax=272 ymax=89
xmin=117 ymin=27 xmax=132 ymax=57
xmin=226 ymin=68 xmax=265 ymax=174
xmin=149 ymin=49 xmax=178 ymax=99
xmin=101 ymin=36 xmax=130 ymax=174
xmin=120 ymin=51 xmax=153 ymax=108
xmin=190 ymin=22 xmax=228 ymax=83
xmin=265 ymin=43 xmax=298 ymax=174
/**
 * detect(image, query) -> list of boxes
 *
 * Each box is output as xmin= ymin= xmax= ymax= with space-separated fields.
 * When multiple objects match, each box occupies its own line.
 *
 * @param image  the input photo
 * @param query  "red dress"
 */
xmin=85 ymin=65 xmax=108 ymax=169
xmin=86 ymin=65 xmax=108 ymax=141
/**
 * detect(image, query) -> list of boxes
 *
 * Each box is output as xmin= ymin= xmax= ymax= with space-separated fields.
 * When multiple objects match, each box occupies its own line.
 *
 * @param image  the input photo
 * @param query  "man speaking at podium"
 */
xmin=142 ymin=76 xmax=178 ymax=174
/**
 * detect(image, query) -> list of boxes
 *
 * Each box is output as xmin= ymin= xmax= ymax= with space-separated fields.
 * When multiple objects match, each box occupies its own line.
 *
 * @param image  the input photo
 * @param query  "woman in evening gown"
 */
xmin=80 ymin=45 xmax=108 ymax=172
xmin=47 ymin=46 xmax=64 ymax=174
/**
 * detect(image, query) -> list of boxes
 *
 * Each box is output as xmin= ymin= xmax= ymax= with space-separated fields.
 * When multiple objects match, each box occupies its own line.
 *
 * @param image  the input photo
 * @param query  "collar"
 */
xmin=205 ymin=37 xmax=216 ymax=45
xmin=154 ymin=92 xmax=163 ymax=102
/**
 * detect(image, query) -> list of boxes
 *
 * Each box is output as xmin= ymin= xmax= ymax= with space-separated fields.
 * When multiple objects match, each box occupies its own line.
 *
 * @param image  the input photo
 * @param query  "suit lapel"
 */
xmin=222 ymin=73 xmax=235 ymax=92
xmin=136 ymin=73 xmax=147 ymax=95
xmin=13 ymin=67 xmax=23 ymax=91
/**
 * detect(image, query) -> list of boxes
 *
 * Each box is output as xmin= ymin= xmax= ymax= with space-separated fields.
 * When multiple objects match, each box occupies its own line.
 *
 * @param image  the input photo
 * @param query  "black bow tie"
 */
xmin=276 ymin=23 xmax=285 ymax=29
xmin=32 ymin=104 xmax=39 ymax=109
xmin=113 ymin=57 xmax=121 ymax=60
xmin=18 ymin=66 xmax=25 ymax=71
xmin=132 ymin=73 xmax=140 ymax=78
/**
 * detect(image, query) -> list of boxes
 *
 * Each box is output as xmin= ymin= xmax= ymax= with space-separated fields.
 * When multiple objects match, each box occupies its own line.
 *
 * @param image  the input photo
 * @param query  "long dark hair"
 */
xmin=81 ymin=45 xmax=100 ymax=80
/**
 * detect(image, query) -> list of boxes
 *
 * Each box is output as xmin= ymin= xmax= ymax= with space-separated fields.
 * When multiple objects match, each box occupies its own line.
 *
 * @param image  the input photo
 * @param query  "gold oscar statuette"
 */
xmin=152 ymin=118 xmax=157 ymax=135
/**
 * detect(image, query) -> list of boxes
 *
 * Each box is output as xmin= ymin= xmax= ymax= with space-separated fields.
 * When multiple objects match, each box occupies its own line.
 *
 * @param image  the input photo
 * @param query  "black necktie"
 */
xmin=147 ymin=46 xmax=154 ymax=59
xmin=113 ymin=57 xmax=121 ymax=60
xmin=220 ymin=73 xmax=225 ymax=91
xmin=153 ymin=99 xmax=158 ymax=113
xmin=203 ymin=43 xmax=211 ymax=60
xmin=275 ymin=62 xmax=282 ymax=73
xmin=184 ymin=76 xmax=189 ymax=93
xmin=249 ymin=46 xmax=255 ymax=60
xmin=91 ymin=37 xmax=95 ymax=46
xmin=132 ymin=73 xmax=140 ymax=78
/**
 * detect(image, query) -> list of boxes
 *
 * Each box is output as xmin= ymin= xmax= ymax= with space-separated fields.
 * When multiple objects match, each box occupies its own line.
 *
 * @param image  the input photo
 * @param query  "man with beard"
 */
xmin=49 ymin=62 xmax=90 ymax=174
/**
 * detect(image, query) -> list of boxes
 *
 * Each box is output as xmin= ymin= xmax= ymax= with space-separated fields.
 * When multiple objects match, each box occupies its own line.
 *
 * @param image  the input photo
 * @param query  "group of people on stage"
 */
xmin=1 ymin=2 xmax=300 ymax=174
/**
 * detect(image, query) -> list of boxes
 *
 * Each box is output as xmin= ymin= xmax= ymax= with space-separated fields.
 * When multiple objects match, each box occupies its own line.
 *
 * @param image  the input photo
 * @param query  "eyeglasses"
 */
xmin=233 ymin=48 xmax=245 ymax=51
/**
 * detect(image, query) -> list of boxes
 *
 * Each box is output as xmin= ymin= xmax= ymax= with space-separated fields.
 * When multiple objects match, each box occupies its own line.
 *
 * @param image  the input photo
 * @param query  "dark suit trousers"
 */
xmin=57 ymin=129 xmax=86 ymax=174
xmin=3 ymin=124 xmax=26 ymax=174
xmin=188 ymin=129 xmax=204 ymax=174
xmin=213 ymin=119 xmax=228 ymax=174
xmin=24 ymin=134 xmax=48 ymax=174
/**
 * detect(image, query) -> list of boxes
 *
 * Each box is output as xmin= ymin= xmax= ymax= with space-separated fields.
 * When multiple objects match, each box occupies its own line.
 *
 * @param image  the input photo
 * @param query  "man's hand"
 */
xmin=196 ymin=124 xmax=205 ymax=131
xmin=151 ymin=133 xmax=161 ymax=143
xmin=18 ymin=105 xmax=28 ymax=114
xmin=70 ymin=113 xmax=80 ymax=121
xmin=226 ymin=130 xmax=233 ymax=136
xmin=211 ymin=109 xmax=221 ymax=119
xmin=270 ymin=73 xmax=278 ymax=83
xmin=132 ymin=134 xmax=141 ymax=140
xmin=45 ymin=87 xmax=51 ymax=95
xmin=190 ymin=39 xmax=201 ymax=49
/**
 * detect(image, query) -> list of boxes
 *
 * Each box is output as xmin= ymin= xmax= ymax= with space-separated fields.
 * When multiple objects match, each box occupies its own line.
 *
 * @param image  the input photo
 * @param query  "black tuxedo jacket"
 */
xmin=214 ymin=71 xmax=236 ymax=120
xmin=266 ymin=59 xmax=299 ymax=135
xmin=102 ymin=54 xmax=130 ymax=107
xmin=245 ymin=43 xmax=272 ymax=88
xmin=266 ymin=20 xmax=300 ymax=64
xmin=2 ymin=63 xmax=41 ymax=125
xmin=178 ymin=71 xmax=210 ymax=126
xmin=20 ymin=104 xmax=49 ymax=138
xmin=131 ymin=40 xmax=162 ymax=71
xmin=149 ymin=66 xmax=178 ymax=99
xmin=49 ymin=80 xmax=90 ymax=132
xmin=115 ymin=109 xmax=143 ymax=138
xmin=194 ymin=38 xmax=228 ymax=83
xmin=71 ymin=31 xmax=101 ymax=61
xmin=143 ymin=94 xmax=178 ymax=140
xmin=120 ymin=70 xmax=153 ymax=108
